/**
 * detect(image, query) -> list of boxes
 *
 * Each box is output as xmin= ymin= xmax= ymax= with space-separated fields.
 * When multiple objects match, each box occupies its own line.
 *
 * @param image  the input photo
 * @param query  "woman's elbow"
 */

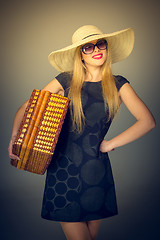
xmin=146 ymin=115 xmax=156 ymax=131
xmin=150 ymin=117 xmax=156 ymax=129
xmin=139 ymin=112 xmax=156 ymax=134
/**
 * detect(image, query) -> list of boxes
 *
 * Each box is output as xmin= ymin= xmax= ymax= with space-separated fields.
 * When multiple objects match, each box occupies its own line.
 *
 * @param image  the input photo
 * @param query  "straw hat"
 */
xmin=48 ymin=25 xmax=135 ymax=72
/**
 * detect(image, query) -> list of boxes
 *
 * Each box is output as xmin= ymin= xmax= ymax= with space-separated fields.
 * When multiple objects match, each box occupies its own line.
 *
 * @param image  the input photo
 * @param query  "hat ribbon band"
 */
xmin=82 ymin=33 xmax=100 ymax=40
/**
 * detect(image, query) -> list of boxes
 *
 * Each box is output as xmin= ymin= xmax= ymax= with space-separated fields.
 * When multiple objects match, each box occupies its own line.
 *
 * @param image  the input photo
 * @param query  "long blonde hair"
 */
xmin=68 ymin=44 xmax=119 ymax=132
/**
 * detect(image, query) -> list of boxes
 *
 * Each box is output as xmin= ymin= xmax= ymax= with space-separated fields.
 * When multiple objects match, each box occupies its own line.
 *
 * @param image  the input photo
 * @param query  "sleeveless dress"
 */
xmin=41 ymin=73 xmax=129 ymax=222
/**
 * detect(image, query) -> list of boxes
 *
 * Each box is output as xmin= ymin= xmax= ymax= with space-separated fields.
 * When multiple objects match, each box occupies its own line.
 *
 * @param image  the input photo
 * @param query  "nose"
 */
xmin=94 ymin=45 xmax=100 ymax=52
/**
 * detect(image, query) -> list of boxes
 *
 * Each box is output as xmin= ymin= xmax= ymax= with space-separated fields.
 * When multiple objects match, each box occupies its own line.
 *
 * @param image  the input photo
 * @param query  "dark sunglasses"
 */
xmin=81 ymin=39 xmax=108 ymax=54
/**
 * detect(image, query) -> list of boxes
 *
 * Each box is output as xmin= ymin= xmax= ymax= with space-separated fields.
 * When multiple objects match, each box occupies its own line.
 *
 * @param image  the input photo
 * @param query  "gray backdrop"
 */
xmin=1 ymin=0 xmax=159 ymax=239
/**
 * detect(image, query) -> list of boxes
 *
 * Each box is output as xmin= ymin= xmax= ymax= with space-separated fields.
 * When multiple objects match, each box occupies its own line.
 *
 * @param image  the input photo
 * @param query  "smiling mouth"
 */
xmin=92 ymin=53 xmax=103 ymax=59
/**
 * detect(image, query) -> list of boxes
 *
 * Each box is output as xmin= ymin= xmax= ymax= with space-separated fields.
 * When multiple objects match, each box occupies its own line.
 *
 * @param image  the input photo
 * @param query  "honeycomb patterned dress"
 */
xmin=41 ymin=72 xmax=129 ymax=222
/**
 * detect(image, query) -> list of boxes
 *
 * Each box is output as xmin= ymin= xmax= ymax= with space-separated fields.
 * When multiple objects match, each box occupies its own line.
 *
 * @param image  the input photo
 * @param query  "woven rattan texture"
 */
xmin=11 ymin=89 xmax=70 ymax=174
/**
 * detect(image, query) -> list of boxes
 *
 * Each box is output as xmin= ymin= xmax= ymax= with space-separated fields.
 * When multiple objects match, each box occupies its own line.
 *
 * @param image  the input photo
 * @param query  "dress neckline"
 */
xmin=84 ymin=80 xmax=102 ymax=83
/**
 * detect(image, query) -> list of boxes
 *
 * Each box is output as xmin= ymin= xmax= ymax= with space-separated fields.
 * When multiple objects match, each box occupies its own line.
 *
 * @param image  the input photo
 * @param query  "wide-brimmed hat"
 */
xmin=48 ymin=25 xmax=135 ymax=72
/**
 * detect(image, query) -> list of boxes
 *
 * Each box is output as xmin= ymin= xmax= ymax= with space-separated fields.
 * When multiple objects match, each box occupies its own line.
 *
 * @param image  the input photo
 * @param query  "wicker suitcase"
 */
xmin=11 ymin=89 xmax=70 ymax=174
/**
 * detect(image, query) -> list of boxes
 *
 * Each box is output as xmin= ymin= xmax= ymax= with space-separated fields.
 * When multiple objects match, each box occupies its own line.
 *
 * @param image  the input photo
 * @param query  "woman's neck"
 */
xmin=85 ymin=67 xmax=102 ymax=82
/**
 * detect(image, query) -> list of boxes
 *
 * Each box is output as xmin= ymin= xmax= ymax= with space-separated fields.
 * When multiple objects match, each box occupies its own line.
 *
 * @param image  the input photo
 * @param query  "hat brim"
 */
xmin=48 ymin=28 xmax=134 ymax=72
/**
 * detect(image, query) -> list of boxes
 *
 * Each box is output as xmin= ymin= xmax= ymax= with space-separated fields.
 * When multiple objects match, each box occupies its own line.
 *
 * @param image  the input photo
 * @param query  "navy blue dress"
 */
xmin=41 ymin=73 xmax=129 ymax=222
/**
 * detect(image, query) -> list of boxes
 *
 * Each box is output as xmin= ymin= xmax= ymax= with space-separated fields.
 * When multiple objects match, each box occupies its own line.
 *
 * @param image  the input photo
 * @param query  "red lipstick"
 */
xmin=92 ymin=53 xmax=103 ymax=59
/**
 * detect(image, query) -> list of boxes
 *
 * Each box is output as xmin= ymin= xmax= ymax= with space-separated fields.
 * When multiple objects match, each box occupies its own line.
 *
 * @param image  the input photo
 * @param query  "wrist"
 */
xmin=11 ymin=134 xmax=17 ymax=141
xmin=108 ymin=139 xmax=116 ymax=150
xmin=100 ymin=139 xmax=115 ymax=153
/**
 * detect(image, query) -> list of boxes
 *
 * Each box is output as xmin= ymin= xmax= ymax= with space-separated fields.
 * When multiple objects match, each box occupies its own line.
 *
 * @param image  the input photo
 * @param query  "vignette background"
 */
xmin=0 ymin=0 xmax=159 ymax=239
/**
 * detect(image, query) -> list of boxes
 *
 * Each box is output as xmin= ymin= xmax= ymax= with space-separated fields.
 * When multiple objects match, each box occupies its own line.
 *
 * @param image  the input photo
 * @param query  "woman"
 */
xmin=8 ymin=25 xmax=156 ymax=240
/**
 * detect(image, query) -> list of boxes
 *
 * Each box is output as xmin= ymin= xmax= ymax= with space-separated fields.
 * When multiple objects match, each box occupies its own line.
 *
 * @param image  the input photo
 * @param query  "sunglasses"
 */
xmin=81 ymin=39 xmax=108 ymax=54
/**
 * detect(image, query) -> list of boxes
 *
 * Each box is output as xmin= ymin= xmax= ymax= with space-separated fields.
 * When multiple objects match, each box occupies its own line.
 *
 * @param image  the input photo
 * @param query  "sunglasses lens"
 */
xmin=82 ymin=43 xmax=94 ymax=54
xmin=97 ymin=40 xmax=108 ymax=50
xmin=82 ymin=39 xmax=107 ymax=54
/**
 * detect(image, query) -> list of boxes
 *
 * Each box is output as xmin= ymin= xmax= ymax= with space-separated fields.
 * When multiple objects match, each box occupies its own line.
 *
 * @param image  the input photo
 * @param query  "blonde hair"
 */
xmin=68 ymin=44 xmax=119 ymax=133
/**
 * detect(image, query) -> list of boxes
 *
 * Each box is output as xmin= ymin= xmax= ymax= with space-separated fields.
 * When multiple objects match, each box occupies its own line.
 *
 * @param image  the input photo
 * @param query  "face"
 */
xmin=81 ymin=39 xmax=107 ymax=69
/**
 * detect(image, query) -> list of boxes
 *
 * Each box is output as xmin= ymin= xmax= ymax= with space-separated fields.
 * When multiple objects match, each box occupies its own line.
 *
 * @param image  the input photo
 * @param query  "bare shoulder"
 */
xmin=42 ymin=78 xmax=64 ymax=95
xmin=119 ymin=83 xmax=138 ymax=102
xmin=119 ymin=83 xmax=155 ymax=123
xmin=119 ymin=83 xmax=146 ymax=110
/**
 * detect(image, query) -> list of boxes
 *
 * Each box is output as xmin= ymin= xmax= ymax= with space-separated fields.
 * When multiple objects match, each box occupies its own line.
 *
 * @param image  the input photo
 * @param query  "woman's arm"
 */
xmin=8 ymin=78 xmax=63 ymax=160
xmin=8 ymin=100 xmax=29 ymax=160
xmin=100 ymin=83 xmax=156 ymax=152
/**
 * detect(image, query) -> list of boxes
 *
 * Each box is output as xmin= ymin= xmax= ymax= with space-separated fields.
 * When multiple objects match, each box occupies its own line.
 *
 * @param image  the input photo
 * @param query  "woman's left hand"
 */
xmin=99 ymin=140 xmax=115 ymax=153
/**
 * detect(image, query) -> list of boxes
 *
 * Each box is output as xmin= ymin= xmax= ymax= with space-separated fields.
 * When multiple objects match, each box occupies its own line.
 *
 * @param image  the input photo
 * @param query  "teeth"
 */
xmin=93 ymin=54 xmax=102 ymax=58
